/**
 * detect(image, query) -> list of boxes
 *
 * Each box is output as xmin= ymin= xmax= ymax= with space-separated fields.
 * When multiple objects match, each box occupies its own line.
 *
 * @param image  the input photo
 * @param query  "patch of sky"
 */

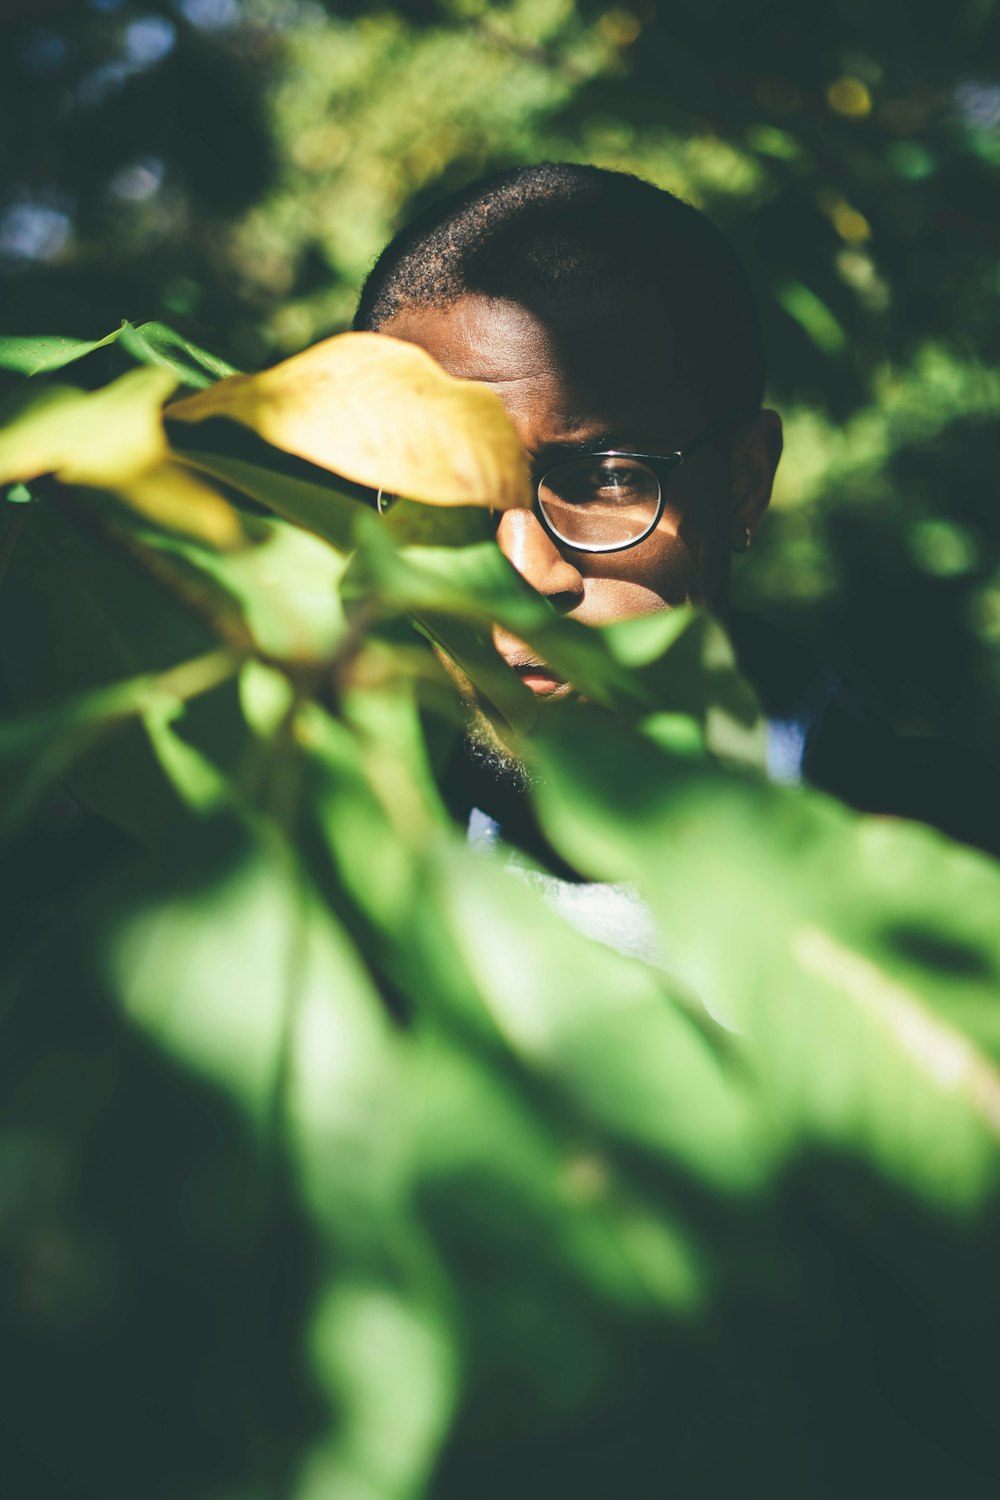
xmin=108 ymin=155 xmax=166 ymax=202
xmin=76 ymin=61 xmax=129 ymax=106
xmin=124 ymin=15 xmax=177 ymax=67
xmin=17 ymin=29 xmax=68 ymax=75
xmin=954 ymin=80 xmax=1000 ymax=130
xmin=0 ymin=199 xmax=73 ymax=265
xmin=174 ymin=0 xmax=242 ymax=29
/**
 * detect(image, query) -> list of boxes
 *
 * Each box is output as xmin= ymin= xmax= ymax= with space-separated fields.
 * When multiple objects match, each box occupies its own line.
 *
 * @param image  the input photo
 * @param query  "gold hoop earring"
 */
xmin=732 ymin=526 xmax=752 ymax=553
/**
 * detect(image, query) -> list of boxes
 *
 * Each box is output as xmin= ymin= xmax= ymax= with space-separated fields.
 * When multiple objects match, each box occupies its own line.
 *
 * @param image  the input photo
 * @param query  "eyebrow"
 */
xmin=529 ymin=433 xmax=652 ymax=467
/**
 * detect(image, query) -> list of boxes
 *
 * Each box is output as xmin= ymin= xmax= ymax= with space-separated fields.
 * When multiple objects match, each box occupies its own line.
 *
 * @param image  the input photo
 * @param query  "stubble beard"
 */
xmin=461 ymin=699 xmax=535 ymax=794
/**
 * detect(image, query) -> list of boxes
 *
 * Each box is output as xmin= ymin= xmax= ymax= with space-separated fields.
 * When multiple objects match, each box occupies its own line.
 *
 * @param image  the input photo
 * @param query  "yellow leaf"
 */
xmin=116 ymin=459 xmax=247 ymax=550
xmin=826 ymin=76 xmax=872 ymax=118
xmin=0 ymin=368 xmax=177 ymax=487
xmin=0 ymin=369 xmax=245 ymax=549
xmin=166 ymin=332 xmax=530 ymax=511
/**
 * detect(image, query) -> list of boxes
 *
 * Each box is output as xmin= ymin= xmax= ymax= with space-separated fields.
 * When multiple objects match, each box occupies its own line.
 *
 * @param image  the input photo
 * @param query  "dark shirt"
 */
xmin=732 ymin=612 xmax=1000 ymax=860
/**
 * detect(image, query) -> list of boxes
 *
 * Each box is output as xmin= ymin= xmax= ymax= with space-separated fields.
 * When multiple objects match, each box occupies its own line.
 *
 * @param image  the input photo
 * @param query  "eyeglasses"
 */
xmin=376 ymin=409 xmax=746 ymax=554
xmin=533 ymin=410 xmax=747 ymax=554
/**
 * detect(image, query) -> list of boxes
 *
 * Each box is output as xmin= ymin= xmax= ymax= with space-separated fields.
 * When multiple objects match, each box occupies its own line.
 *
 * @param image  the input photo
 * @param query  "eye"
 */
xmin=376 ymin=488 xmax=398 ymax=515
xmin=545 ymin=457 xmax=659 ymax=508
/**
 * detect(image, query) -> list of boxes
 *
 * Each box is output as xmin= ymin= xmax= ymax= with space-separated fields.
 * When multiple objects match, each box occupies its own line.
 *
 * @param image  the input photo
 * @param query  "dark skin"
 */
xmin=383 ymin=291 xmax=783 ymax=698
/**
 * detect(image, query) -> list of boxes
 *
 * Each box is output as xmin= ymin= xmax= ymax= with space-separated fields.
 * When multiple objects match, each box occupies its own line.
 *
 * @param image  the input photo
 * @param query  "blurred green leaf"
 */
xmin=774 ymin=280 xmax=847 ymax=356
xmin=0 ymin=500 xmax=242 ymax=839
xmin=176 ymin=446 xmax=362 ymax=551
xmin=0 ymin=329 xmax=122 ymax=377
xmin=530 ymin=707 xmax=1000 ymax=1211
xmin=118 ymin=321 xmax=238 ymax=388
xmin=140 ymin=515 xmax=348 ymax=664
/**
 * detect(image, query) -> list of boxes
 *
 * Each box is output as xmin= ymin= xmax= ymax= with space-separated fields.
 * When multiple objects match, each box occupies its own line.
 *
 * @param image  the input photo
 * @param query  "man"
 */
xmin=356 ymin=162 xmax=778 ymax=657
xmin=354 ymin=161 xmax=999 ymax=858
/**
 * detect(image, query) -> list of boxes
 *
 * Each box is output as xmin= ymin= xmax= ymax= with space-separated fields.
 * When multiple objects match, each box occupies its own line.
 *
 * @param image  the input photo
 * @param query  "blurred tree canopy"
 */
xmin=4 ymin=0 xmax=998 ymax=759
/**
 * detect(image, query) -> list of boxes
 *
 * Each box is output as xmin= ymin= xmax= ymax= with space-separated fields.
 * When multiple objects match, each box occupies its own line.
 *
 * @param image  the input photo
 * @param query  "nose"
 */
xmin=496 ymin=507 xmax=584 ymax=612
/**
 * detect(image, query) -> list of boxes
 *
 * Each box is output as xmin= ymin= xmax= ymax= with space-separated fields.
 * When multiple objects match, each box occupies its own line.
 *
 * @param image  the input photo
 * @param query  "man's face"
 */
xmin=381 ymin=291 xmax=780 ymax=700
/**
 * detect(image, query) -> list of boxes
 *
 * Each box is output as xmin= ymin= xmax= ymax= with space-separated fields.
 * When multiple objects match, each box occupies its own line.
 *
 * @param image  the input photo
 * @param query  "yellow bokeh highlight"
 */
xmin=827 ymin=76 xmax=872 ymax=117
xmin=599 ymin=8 xmax=642 ymax=46
xmin=832 ymin=202 xmax=871 ymax=242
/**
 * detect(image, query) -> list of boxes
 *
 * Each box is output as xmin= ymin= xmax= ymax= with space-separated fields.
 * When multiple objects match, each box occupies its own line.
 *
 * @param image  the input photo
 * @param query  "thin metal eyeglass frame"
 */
xmin=535 ymin=408 xmax=749 ymax=555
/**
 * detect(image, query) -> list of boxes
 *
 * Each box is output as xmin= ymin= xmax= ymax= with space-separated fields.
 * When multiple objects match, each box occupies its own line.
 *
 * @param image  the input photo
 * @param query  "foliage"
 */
xmin=3 ymin=324 xmax=1000 ymax=1498
xmin=3 ymin=0 xmax=1000 ymax=765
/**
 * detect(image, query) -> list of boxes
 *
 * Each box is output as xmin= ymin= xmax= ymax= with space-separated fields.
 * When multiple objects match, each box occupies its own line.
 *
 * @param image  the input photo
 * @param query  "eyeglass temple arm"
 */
xmin=677 ymin=408 xmax=754 ymax=462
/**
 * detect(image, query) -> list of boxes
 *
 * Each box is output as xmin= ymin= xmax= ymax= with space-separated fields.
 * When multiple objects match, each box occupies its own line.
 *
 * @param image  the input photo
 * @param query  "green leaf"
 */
xmin=345 ymin=520 xmax=762 ymax=753
xmin=143 ymin=697 xmax=231 ymax=814
xmin=775 ymin=279 xmax=847 ymax=355
xmin=139 ymin=515 xmax=348 ymax=663
xmin=0 ymin=328 xmax=122 ymax=377
xmin=301 ymin=1278 xmax=458 ymax=1500
xmin=429 ymin=838 xmax=769 ymax=1193
xmin=176 ymin=446 xmax=362 ymax=551
xmin=603 ymin=610 xmax=766 ymax=770
xmin=118 ymin=320 xmax=238 ymax=388
xmin=530 ymin=707 xmax=1000 ymax=1212
xmin=0 ymin=501 xmax=242 ymax=838
xmin=240 ymin=658 xmax=295 ymax=736
xmin=342 ymin=520 xmax=631 ymax=712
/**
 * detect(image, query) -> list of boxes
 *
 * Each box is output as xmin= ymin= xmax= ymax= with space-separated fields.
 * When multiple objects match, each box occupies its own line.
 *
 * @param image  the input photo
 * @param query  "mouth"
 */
xmin=511 ymin=662 xmax=570 ymax=698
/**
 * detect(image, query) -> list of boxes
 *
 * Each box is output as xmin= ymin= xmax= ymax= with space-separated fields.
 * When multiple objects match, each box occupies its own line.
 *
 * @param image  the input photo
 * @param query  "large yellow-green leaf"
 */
xmin=0 ymin=369 xmax=174 ymax=486
xmin=0 ymin=372 xmax=244 ymax=548
xmin=111 ymin=459 xmax=247 ymax=549
xmin=166 ymin=331 xmax=530 ymax=510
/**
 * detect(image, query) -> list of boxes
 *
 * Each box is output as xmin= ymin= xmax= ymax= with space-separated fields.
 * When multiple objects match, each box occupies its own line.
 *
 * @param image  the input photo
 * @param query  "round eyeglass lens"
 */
xmin=538 ymin=456 xmax=661 ymax=548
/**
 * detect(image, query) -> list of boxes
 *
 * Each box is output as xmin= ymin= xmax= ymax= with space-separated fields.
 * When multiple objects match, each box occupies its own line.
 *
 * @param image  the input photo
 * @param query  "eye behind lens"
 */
xmin=537 ymin=455 xmax=661 ymax=548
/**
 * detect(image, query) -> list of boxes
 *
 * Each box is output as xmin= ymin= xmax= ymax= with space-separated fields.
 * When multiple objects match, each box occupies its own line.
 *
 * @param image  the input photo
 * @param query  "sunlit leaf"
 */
xmin=344 ymin=520 xmax=760 ymax=752
xmin=0 ymin=328 xmax=122 ymax=376
xmin=111 ymin=458 xmax=246 ymax=549
xmin=0 ymin=370 xmax=174 ymax=486
xmin=166 ymin=331 xmax=531 ymax=509
xmin=530 ymin=707 xmax=1000 ymax=1211
xmin=240 ymin=658 xmax=295 ymax=736
xmin=430 ymin=839 xmax=769 ymax=1192
xmin=302 ymin=1278 xmax=458 ymax=1500
xmin=774 ymin=279 xmax=847 ymax=355
xmin=140 ymin=514 xmax=348 ymax=663
xmin=143 ymin=697 xmax=231 ymax=814
xmin=118 ymin=320 xmax=238 ymax=388
xmin=0 ymin=372 xmax=246 ymax=548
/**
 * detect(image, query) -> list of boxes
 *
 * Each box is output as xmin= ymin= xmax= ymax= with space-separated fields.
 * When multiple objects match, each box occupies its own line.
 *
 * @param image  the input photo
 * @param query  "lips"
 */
xmin=511 ymin=662 xmax=568 ymax=697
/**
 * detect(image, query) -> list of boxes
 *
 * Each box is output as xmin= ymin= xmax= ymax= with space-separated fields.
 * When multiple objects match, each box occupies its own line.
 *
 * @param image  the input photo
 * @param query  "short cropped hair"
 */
xmin=353 ymin=161 xmax=765 ymax=416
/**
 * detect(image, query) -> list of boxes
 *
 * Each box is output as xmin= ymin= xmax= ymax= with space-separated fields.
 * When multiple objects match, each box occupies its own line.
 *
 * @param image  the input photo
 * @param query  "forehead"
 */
xmin=380 ymin=293 xmax=700 ymax=448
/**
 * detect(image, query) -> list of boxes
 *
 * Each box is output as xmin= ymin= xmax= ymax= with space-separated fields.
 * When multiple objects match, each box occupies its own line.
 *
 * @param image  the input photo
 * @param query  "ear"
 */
xmin=729 ymin=409 xmax=782 ymax=547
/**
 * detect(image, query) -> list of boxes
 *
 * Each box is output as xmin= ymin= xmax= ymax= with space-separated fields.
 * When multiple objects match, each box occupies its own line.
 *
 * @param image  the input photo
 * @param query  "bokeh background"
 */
xmin=3 ymin=0 xmax=1000 ymax=758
